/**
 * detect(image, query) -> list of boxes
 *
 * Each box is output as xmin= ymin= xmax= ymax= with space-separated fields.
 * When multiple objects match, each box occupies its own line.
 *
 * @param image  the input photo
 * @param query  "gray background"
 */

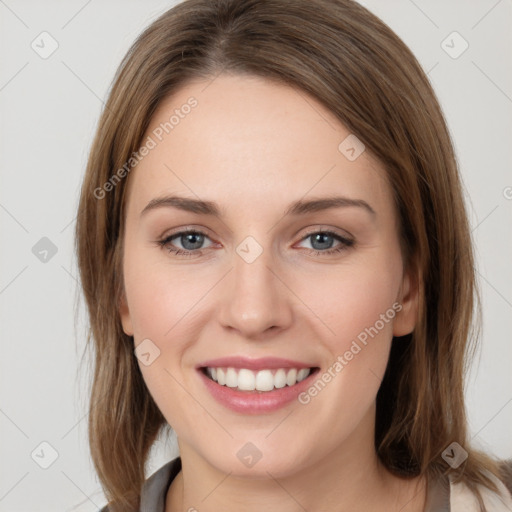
xmin=0 ymin=0 xmax=511 ymax=510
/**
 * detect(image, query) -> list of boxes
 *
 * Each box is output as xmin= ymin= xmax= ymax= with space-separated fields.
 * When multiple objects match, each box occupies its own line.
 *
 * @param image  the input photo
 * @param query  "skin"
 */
xmin=119 ymin=73 xmax=425 ymax=512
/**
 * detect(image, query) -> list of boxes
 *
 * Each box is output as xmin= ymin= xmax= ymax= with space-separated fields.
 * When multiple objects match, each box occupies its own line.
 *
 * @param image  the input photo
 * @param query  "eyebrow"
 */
xmin=140 ymin=194 xmax=376 ymax=218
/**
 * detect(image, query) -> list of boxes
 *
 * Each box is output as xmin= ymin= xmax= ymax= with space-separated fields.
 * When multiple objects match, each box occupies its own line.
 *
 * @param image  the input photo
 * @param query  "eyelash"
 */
xmin=157 ymin=228 xmax=355 ymax=258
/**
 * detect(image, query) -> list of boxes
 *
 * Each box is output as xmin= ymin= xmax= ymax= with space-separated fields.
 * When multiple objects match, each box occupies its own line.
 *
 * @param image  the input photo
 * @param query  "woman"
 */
xmin=75 ymin=0 xmax=512 ymax=511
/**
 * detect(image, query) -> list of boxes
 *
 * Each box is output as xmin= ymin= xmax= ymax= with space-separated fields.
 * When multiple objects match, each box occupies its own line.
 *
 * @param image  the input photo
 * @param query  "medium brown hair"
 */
xmin=75 ymin=0 xmax=508 ymax=510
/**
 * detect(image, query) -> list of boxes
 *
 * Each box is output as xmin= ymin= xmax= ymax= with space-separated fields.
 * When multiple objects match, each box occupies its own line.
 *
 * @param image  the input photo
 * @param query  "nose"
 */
xmin=217 ymin=243 xmax=294 ymax=339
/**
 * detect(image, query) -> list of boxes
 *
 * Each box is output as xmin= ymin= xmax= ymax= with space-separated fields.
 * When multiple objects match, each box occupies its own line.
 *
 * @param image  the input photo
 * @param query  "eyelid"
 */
xmin=159 ymin=225 xmax=353 ymax=244
xmin=160 ymin=227 xmax=217 ymax=249
xmin=158 ymin=225 xmax=218 ymax=244
xmin=159 ymin=224 xmax=213 ymax=237
xmin=295 ymin=225 xmax=354 ymax=244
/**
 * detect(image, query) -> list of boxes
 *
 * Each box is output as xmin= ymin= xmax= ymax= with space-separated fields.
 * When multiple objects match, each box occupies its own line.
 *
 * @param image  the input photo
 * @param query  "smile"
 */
xmin=197 ymin=358 xmax=321 ymax=414
xmin=203 ymin=366 xmax=312 ymax=392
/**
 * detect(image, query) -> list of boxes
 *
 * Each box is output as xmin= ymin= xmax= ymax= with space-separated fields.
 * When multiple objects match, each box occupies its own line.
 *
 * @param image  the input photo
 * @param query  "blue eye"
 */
xmin=158 ymin=229 xmax=354 ymax=258
xmin=158 ymin=229 xmax=213 ymax=257
xmin=298 ymin=230 xmax=354 ymax=255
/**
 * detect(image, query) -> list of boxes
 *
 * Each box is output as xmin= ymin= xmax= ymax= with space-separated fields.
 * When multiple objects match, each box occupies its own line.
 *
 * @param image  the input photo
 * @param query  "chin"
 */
xmin=199 ymin=440 xmax=313 ymax=480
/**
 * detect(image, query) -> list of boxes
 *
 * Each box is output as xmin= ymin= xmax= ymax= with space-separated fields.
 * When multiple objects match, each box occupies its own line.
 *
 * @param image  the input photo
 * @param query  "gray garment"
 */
xmin=139 ymin=457 xmax=182 ymax=512
xmin=100 ymin=457 xmax=512 ymax=512
xmin=99 ymin=458 xmax=181 ymax=512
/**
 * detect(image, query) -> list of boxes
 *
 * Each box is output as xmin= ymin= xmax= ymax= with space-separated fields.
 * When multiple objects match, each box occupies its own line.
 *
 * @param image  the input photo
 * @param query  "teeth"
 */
xmin=297 ymin=368 xmax=310 ymax=382
xmin=274 ymin=369 xmax=287 ymax=388
xmin=225 ymin=367 xmax=238 ymax=387
xmin=205 ymin=367 xmax=312 ymax=392
xmin=286 ymin=368 xmax=297 ymax=386
xmin=255 ymin=369 xmax=274 ymax=391
xmin=238 ymin=369 xmax=256 ymax=391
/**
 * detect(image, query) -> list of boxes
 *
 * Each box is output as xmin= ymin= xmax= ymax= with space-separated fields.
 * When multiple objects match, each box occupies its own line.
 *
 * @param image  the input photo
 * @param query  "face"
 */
xmin=119 ymin=73 xmax=418 ymax=478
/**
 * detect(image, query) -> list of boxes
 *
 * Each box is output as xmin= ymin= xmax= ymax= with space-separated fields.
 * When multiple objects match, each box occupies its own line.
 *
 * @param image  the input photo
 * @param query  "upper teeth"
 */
xmin=206 ymin=367 xmax=311 ymax=392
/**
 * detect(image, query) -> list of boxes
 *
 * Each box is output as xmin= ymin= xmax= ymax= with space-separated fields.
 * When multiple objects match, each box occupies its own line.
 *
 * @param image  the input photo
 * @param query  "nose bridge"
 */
xmin=218 ymin=235 xmax=292 ymax=337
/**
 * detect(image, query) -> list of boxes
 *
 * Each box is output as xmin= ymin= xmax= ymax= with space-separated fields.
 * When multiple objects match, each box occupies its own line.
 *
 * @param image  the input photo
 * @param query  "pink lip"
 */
xmin=197 ymin=356 xmax=313 ymax=371
xmin=196 ymin=361 xmax=320 ymax=415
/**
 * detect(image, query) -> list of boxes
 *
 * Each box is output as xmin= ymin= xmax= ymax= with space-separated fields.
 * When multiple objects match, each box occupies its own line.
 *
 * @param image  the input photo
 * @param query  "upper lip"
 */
xmin=197 ymin=356 xmax=315 ymax=371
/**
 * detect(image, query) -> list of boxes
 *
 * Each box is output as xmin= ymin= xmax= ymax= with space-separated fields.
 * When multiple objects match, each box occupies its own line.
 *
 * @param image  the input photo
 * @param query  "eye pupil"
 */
xmin=311 ymin=233 xmax=333 ymax=250
xmin=181 ymin=232 xmax=204 ymax=250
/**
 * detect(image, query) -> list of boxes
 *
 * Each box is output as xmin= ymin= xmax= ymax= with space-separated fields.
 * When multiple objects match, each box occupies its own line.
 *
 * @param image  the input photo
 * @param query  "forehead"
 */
xmin=125 ymin=73 xmax=391 ymax=218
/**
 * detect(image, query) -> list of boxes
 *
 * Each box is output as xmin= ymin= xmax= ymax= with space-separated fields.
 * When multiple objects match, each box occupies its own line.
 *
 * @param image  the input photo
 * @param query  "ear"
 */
xmin=393 ymin=265 xmax=420 ymax=337
xmin=119 ymin=289 xmax=134 ymax=336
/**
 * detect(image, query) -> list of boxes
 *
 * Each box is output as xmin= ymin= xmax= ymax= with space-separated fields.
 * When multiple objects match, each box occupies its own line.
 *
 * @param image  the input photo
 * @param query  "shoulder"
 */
xmin=98 ymin=456 xmax=182 ymax=512
xmin=449 ymin=459 xmax=512 ymax=512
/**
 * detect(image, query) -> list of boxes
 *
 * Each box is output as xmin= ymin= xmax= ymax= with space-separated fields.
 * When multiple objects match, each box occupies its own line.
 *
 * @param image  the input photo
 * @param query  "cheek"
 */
xmin=122 ymin=247 xmax=208 ymax=427
xmin=293 ymin=263 xmax=399 ymax=428
xmin=123 ymin=246 xmax=207 ymax=341
xmin=297 ymin=256 xmax=402 ymax=353
xmin=291 ymin=262 xmax=401 ymax=439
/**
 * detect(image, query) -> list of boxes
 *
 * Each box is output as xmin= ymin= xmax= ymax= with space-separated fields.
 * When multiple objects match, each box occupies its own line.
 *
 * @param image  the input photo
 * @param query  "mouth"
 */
xmin=196 ymin=356 xmax=321 ymax=413
xmin=199 ymin=366 xmax=320 ymax=393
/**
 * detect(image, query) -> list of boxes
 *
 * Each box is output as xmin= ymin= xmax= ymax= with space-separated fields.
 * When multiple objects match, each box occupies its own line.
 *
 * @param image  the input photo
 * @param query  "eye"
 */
xmin=158 ymin=228 xmax=213 ymax=257
xmin=296 ymin=230 xmax=354 ymax=256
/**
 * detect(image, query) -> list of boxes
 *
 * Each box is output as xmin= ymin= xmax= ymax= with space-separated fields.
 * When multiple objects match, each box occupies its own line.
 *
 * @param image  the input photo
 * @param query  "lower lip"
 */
xmin=197 ymin=368 xmax=320 ymax=414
